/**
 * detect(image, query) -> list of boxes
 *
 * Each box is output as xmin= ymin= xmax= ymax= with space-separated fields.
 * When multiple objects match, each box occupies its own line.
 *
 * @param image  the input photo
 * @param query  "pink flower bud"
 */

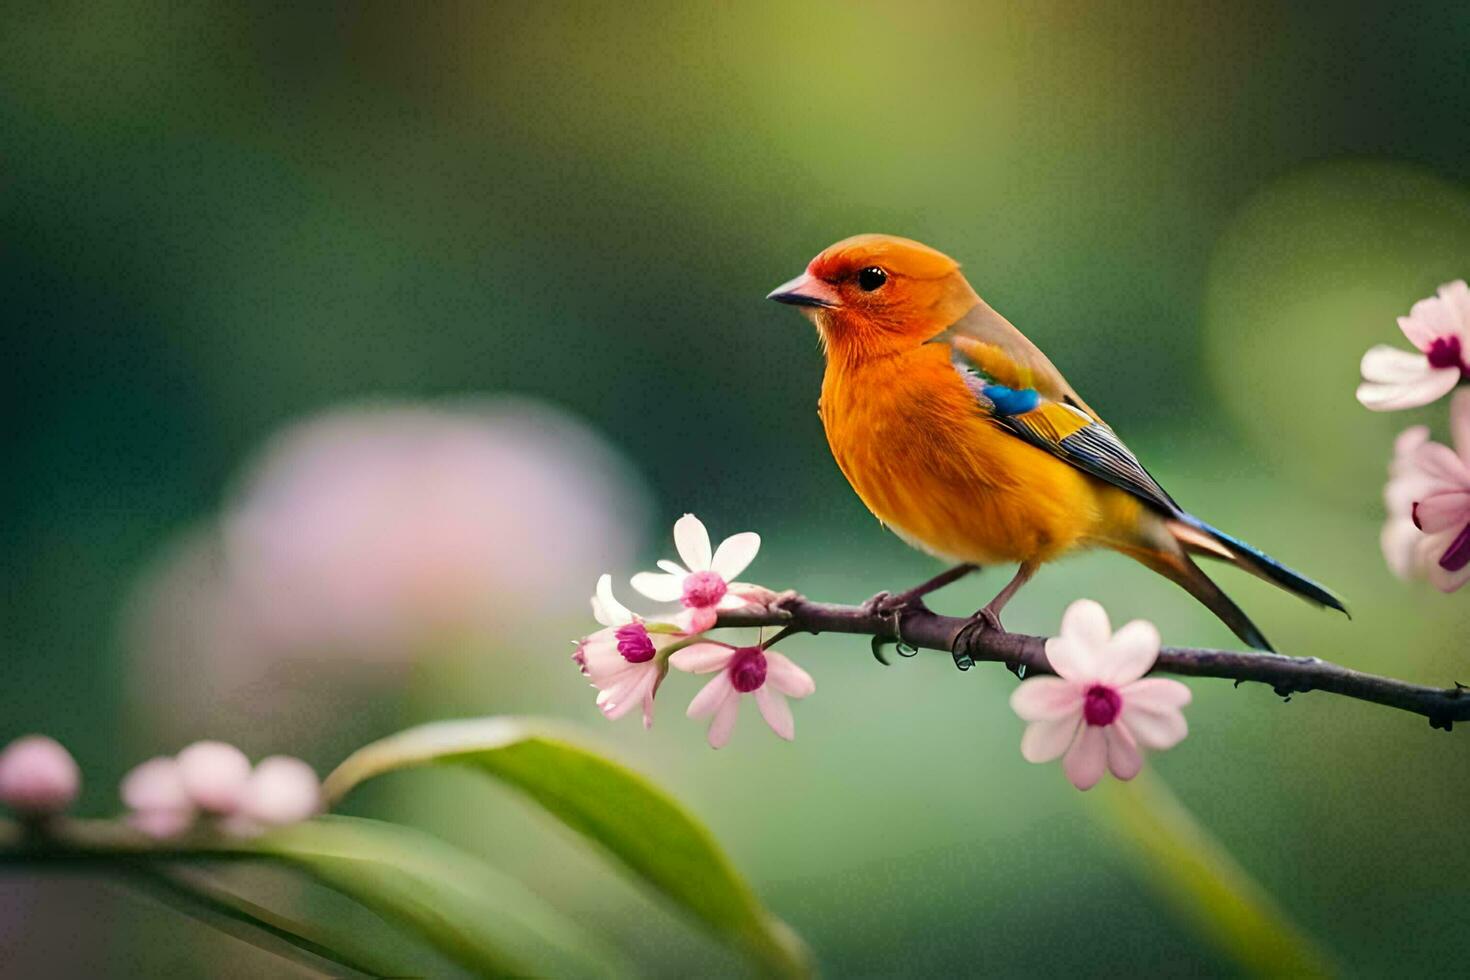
xmin=120 ymin=757 xmax=192 ymax=812
xmin=121 ymin=756 xmax=197 ymax=838
xmin=0 ymin=736 xmax=80 ymax=816
xmin=239 ymin=756 xmax=321 ymax=826
xmin=175 ymin=741 xmax=251 ymax=814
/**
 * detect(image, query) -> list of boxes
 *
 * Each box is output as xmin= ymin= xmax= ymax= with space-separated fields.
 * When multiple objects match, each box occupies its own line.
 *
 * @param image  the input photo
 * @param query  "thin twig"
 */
xmin=716 ymin=594 xmax=1469 ymax=730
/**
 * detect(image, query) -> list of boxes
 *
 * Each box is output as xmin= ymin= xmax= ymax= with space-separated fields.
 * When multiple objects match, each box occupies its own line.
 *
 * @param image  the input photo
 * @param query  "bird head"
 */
xmin=767 ymin=234 xmax=979 ymax=357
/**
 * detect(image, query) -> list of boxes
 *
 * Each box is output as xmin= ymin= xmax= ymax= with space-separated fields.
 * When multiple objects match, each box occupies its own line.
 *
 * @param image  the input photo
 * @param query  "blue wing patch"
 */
xmin=981 ymin=384 xmax=1040 ymax=417
xmin=951 ymin=344 xmax=1180 ymax=513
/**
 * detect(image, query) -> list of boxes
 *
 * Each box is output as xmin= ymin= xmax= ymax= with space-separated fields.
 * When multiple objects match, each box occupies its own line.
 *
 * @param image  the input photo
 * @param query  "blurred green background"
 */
xmin=5 ymin=1 xmax=1470 ymax=975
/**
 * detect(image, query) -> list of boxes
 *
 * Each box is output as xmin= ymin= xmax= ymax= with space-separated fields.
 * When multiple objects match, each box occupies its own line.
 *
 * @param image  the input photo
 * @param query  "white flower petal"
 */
xmin=1063 ymin=725 xmax=1108 ymax=790
xmin=1452 ymin=390 xmax=1470 ymax=462
xmin=1401 ymin=294 xmax=1457 ymax=349
xmin=579 ymin=631 xmax=635 ymax=680
xmin=675 ymin=606 xmax=718 ymax=633
xmin=595 ymin=668 xmax=648 ymax=713
xmin=1356 ymin=350 xmax=1459 ymax=410
xmin=1048 ymin=600 xmax=1114 ymax=682
xmin=673 ymin=513 xmax=713 ymax=571
xmin=1059 ymin=598 xmax=1111 ymax=649
xmin=1010 ymin=677 xmax=1084 ymax=721
xmin=1413 ymin=490 xmax=1470 ymax=533
xmin=601 ymin=666 xmax=658 ymax=721
xmin=656 ymin=559 xmax=688 ymax=576
xmin=1386 ymin=467 xmax=1441 ymax=515
xmin=1120 ymin=705 xmax=1189 ymax=750
xmin=1381 ymin=517 xmax=1427 ymax=581
xmin=710 ymin=532 xmax=760 ymax=581
xmin=1413 ymin=442 xmax=1470 ymax=486
xmin=669 ymin=642 xmax=736 ymax=674
xmin=1104 ymin=724 xmax=1143 ymax=780
xmin=1121 ymin=677 xmax=1193 ymax=712
xmin=592 ymin=574 xmax=632 ymax=627
xmin=1362 ymin=344 xmax=1435 ymax=382
xmin=707 ymin=694 xmax=740 ymax=748
xmin=1098 ymin=619 xmax=1161 ymax=685
xmin=716 ymin=592 xmax=749 ymax=610
xmin=1045 ymin=637 xmax=1095 ymax=683
xmin=764 ymin=651 xmax=815 ymax=698
xmin=1439 ymin=280 xmax=1470 ymax=331
xmin=630 ymin=571 xmax=684 ymax=603
xmin=687 ymin=671 xmax=733 ymax=718
xmin=754 ymin=687 xmax=795 ymax=740
xmin=1020 ymin=715 xmax=1081 ymax=763
xmin=1394 ymin=425 xmax=1432 ymax=462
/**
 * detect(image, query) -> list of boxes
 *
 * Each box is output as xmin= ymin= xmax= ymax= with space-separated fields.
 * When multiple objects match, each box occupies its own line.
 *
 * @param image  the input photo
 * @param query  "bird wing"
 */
xmin=946 ymin=330 xmax=1181 ymax=516
xmin=930 ymin=301 xmax=1101 ymax=418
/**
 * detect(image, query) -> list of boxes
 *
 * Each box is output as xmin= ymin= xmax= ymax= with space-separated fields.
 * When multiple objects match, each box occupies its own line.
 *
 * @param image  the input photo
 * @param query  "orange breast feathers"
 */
xmin=819 ymin=343 xmax=1125 ymax=565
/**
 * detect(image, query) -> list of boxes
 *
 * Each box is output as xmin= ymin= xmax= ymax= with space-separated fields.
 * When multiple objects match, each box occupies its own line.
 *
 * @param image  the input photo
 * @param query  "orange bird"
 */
xmin=767 ymin=234 xmax=1345 ymax=651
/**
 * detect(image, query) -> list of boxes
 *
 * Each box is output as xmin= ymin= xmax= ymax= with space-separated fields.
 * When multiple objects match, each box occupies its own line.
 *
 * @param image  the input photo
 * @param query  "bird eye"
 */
xmin=857 ymin=266 xmax=887 ymax=291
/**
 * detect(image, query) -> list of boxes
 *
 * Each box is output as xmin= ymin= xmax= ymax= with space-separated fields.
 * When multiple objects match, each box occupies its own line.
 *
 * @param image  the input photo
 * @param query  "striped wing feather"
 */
xmin=948 ymin=335 xmax=1180 ymax=515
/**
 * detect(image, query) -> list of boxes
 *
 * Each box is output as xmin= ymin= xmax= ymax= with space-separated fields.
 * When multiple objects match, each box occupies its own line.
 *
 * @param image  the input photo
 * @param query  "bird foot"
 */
xmin=971 ymin=607 xmax=1004 ymax=633
xmin=864 ymin=592 xmax=928 ymax=666
xmin=861 ymin=590 xmax=928 ymax=618
xmin=951 ymin=607 xmax=1006 ymax=673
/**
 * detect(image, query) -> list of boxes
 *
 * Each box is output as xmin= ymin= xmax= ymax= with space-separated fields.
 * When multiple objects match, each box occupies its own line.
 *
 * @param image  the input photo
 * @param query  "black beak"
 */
xmin=766 ymin=273 xmax=839 ymax=309
xmin=767 ymin=290 xmax=834 ymax=308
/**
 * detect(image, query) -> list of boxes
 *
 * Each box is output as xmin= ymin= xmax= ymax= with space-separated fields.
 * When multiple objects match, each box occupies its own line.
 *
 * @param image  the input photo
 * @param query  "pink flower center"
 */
xmin=1426 ymin=335 xmax=1469 ymax=377
xmin=615 ymin=623 xmax=656 ymax=663
xmin=727 ymin=646 xmax=767 ymax=693
xmin=681 ymin=570 xmax=728 ymax=609
xmin=1082 ymin=684 xmax=1122 ymax=726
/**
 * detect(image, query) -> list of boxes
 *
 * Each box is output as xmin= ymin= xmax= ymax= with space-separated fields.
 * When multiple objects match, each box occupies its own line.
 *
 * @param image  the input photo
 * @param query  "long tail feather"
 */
xmin=1168 ymin=515 xmax=1348 ymax=615
xmin=1129 ymin=546 xmax=1275 ymax=652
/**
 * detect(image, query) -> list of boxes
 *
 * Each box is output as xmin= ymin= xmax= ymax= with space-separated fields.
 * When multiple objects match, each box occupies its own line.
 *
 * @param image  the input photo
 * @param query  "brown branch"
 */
xmin=717 ymin=594 xmax=1468 ymax=731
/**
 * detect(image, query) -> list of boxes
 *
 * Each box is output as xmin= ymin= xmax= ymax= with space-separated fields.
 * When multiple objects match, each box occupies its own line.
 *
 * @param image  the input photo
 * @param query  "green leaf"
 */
xmin=254 ymin=814 xmax=625 ymax=979
xmin=324 ymin=717 xmax=812 ymax=978
xmin=1096 ymin=771 xmax=1336 ymax=977
xmin=123 ymin=864 xmax=400 ymax=978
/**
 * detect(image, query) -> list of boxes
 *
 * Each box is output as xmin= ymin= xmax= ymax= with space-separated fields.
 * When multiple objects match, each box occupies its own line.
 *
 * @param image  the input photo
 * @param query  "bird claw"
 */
xmin=861 ymin=590 xmax=906 ymax=617
xmin=951 ymin=607 xmax=1006 ymax=674
xmin=865 ymin=593 xmax=927 ymax=666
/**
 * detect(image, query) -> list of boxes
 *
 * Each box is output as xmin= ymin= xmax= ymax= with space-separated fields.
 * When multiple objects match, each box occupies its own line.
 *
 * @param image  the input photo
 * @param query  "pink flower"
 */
xmin=1358 ymin=281 xmax=1470 ymax=411
xmin=0 ymin=736 xmax=81 ymax=817
xmin=121 ymin=747 xmax=322 ymax=838
xmin=575 ymin=575 xmax=679 ymax=728
xmin=630 ymin=514 xmax=760 ymax=632
xmin=1382 ymin=390 xmax=1470 ymax=592
xmin=176 ymin=740 xmax=253 ymax=814
xmin=123 ymin=398 xmax=647 ymax=749
xmin=228 ymin=756 xmax=322 ymax=837
xmin=670 ymin=641 xmax=815 ymax=748
xmin=120 ymin=756 xmax=196 ymax=838
xmin=1381 ymin=425 xmax=1437 ymax=581
xmin=1010 ymin=600 xmax=1191 ymax=791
